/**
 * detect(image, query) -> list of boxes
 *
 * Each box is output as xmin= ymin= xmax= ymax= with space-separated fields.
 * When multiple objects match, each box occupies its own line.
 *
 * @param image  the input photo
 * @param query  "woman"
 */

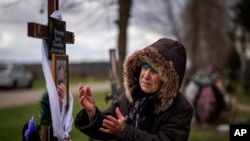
xmin=74 ymin=38 xmax=193 ymax=141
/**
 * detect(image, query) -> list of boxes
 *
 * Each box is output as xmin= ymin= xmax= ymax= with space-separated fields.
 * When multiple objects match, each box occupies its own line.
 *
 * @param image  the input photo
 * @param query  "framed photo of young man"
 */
xmin=52 ymin=54 xmax=69 ymax=111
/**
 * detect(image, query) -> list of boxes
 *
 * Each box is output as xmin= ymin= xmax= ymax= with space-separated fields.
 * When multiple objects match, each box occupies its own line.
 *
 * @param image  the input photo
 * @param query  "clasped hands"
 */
xmin=78 ymin=83 xmax=126 ymax=137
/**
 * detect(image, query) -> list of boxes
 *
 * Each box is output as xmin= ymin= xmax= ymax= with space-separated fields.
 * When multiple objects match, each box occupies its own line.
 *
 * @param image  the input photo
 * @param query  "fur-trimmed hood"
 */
xmin=123 ymin=38 xmax=187 ymax=113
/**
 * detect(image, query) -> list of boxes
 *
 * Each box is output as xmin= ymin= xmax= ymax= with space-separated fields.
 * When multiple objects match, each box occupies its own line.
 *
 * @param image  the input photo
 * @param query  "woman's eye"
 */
xmin=141 ymin=66 xmax=148 ymax=70
xmin=150 ymin=70 xmax=158 ymax=76
xmin=151 ymin=70 xmax=157 ymax=74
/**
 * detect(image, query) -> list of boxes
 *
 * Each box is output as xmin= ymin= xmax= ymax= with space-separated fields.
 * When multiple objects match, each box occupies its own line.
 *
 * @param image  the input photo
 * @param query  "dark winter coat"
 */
xmin=74 ymin=38 xmax=193 ymax=141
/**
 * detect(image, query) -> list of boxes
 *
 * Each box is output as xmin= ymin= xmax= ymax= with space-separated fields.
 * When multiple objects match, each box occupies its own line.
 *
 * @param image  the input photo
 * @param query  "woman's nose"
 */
xmin=143 ymin=69 xmax=151 ymax=78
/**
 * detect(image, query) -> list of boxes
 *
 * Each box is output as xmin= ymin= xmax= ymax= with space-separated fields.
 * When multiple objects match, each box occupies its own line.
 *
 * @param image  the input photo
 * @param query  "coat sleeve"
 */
xmin=74 ymin=107 xmax=117 ymax=140
xmin=74 ymin=96 xmax=123 ymax=140
xmin=121 ymin=95 xmax=193 ymax=141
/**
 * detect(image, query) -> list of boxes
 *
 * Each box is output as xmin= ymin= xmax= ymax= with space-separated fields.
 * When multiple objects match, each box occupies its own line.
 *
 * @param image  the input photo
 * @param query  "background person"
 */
xmin=74 ymin=38 xmax=193 ymax=141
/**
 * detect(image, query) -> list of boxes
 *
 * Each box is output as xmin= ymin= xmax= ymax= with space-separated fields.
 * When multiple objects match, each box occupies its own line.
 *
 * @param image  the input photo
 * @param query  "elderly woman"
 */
xmin=74 ymin=38 xmax=193 ymax=141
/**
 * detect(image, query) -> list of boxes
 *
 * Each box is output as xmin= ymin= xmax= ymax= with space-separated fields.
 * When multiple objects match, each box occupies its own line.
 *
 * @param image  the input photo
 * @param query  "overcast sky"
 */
xmin=0 ymin=0 xmax=175 ymax=64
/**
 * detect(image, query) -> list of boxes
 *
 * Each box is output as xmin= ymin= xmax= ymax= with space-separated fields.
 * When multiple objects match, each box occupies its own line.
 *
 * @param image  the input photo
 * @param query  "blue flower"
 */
xmin=24 ymin=116 xmax=37 ymax=140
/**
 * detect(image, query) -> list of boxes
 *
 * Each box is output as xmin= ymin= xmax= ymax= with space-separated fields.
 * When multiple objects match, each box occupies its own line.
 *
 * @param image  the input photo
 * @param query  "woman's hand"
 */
xmin=100 ymin=107 xmax=126 ymax=137
xmin=78 ymin=83 xmax=96 ymax=121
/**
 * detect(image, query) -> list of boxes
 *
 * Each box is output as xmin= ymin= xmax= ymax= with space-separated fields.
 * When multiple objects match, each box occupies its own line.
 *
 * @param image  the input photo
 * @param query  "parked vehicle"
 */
xmin=0 ymin=62 xmax=33 ymax=89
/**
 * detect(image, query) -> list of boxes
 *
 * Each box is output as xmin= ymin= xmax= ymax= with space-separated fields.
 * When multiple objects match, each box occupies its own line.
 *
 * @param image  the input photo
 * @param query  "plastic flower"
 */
xmin=24 ymin=116 xmax=37 ymax=140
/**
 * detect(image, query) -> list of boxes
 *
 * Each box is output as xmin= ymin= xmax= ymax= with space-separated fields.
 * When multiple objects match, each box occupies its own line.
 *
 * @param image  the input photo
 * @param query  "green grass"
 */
xmin=188 ymin=84 xmax=250 ymax=141
xmin=189 ymin=125 xmax=229 ymax=141
xmin=0 ymin=104 xmax=41 ymax=141
xmin=1 ymin=80 xmax=250 ymax=141
xmin=0 ymin=90 xmax=111 ymax=141
xmin=0 ymin=92 xmax=242 ymax=141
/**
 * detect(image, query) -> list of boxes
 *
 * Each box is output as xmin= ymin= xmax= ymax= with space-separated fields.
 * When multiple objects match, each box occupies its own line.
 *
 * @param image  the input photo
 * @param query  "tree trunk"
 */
xmin=116 ymin=0 xmax=132 ymax=91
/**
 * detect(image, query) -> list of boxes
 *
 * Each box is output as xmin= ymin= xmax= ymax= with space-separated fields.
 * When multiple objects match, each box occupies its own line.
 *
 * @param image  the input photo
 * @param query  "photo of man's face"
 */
xmin=52 ymin=54 xmax=69 ymax=113
xmin=57 ymin=61 xmax=66 ymax=85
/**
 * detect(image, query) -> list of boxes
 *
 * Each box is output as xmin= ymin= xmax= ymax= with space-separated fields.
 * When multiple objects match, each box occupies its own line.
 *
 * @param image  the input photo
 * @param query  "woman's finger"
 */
xmin=78 ymin=83 xmax=85 ymax=98
xmin=85 ymin=85 xmax=92 ymax=97
xmin=115 ymin=107 xmax=125 ymax=122
xmin=99 ymin=127 xmax=111 ymax=134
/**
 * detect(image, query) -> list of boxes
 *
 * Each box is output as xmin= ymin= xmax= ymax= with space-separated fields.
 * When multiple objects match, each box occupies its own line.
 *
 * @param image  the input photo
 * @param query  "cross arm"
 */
xmin=27 ymin=22 xmax=75 ymax=44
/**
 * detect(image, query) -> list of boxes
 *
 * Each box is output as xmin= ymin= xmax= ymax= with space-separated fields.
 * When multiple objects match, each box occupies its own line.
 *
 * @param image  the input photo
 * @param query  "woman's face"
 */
xmin=139 ymin=64 xmax=161 ymax=94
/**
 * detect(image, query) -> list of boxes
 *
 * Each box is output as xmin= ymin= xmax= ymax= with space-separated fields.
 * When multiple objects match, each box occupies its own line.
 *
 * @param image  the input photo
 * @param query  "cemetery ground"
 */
xmin=0 ymin=78 xmax=250 ymax=141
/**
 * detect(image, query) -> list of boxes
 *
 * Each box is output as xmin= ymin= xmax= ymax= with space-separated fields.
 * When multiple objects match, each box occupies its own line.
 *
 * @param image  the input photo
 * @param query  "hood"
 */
xmin=123 ymin=38 xmax=187 ymax=113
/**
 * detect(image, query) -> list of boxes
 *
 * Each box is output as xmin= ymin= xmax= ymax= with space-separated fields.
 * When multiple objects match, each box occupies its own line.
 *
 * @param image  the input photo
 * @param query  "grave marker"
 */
xmin=27 ymin=0 xmax=74 ymax=59
xmin=27 ymin=0 xmax=74 ymax=140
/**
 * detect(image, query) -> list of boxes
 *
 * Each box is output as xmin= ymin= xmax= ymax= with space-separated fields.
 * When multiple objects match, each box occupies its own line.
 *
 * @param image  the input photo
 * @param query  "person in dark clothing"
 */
xmin=74 ymin=38 xmax=193 ymax=141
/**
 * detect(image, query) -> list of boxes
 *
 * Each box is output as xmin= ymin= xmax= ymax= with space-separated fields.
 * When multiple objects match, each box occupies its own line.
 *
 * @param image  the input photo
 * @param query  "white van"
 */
xmin=0 ymin=62 xmax=33 ymax=89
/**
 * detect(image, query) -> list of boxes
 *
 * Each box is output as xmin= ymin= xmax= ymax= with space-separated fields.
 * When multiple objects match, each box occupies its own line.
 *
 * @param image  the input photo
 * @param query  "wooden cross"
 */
xmin=27 ymin=0 xmax=74 ymax=140
xmin=27 ymin=0 xmax=75 ymax=58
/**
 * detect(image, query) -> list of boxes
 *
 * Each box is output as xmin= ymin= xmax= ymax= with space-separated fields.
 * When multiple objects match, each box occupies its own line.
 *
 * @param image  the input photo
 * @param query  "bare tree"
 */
xmin=182 ymin=0 xmax=232 ymax=74
xmin=116 ymin=0 xmax=132 ymax=89
xmin=231 ymin=0 xmax=250 ymax=91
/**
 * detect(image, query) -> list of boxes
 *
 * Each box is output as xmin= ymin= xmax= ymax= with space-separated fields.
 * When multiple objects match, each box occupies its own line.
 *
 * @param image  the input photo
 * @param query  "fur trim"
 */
xmin=123 ymin=47 xmax=179 ymax=113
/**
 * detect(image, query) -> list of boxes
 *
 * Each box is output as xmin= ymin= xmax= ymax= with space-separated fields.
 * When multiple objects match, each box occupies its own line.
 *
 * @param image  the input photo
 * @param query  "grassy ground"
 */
xmin=0 ymin=79 xmax=250 ymax=141
xmin=0 ymin=90 xmax=111 ymax=141
xmin=189 ymin=124 xmax=229 ymax=141
xmin=188 ymin=85 xmax=250 ymax=141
